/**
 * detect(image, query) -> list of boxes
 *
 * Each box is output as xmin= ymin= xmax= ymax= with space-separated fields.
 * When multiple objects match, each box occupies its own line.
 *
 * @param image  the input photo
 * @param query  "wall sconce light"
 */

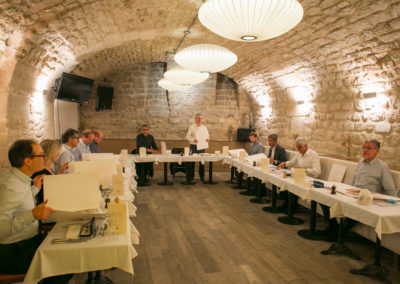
xmin=363 ymin=92 xmax=377 ymax=110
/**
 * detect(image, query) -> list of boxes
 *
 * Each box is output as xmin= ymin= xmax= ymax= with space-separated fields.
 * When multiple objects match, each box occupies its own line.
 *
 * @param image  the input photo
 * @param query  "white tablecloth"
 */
xmin=227 ymin=156 xmax=400 ymax=239
xmin=24 ymin=217 xmax=137 ymax=283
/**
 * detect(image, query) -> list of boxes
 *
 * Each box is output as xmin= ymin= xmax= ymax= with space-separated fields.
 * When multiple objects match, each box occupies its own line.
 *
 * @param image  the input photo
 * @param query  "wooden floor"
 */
xmin=71 ymin=171 xmax=400 ymax=284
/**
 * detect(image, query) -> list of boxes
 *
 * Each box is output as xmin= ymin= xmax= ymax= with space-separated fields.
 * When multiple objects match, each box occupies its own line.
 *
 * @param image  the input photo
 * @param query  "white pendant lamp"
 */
xmin=164 ymin=67 xmax=209 ymax=85
xmin=198 ymin=0 xmax=303 ymax=42
xmin=174 ymin=44 xmax=237 ymax=73
xmin=157 ymin=78 xmax=192 ymax=91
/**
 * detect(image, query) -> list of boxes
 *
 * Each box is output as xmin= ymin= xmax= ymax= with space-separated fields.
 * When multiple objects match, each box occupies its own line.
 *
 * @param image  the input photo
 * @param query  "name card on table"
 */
xmin=184 ymin=147 xmax=190 ymax=157
xmin=260 ymin=158 xmax=270 ymax=172
xmin=161 ymin=141 xmax=167 ymax=154
xmin=108 ymin=202 xmax=127 ymax=234
xmin=239 ymin=150 xmax=246 ymax=162
xmin=44 ymin=173 xmax=100 ymax=212
xmin=293 ymin=167 xmax=306 ymax=186
xmin=112 ymin=174 xmax=125 ymax=196
xmin=222 ymin=146 xmax=229 ymax=155
xmin=139 ymin=147 xmax=147 ymax=157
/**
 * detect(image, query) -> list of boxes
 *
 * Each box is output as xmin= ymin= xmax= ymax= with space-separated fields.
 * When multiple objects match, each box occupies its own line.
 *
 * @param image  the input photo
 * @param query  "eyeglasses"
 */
xmin=31 ymin=154 xmax=46 ymax=159
xmin=142 ymin=128 xmax=149 ymax=131
xmin=72 ymin=136 xmax=80 ymax=139
xmin=362 ymin=147 xmax=377 ymax=150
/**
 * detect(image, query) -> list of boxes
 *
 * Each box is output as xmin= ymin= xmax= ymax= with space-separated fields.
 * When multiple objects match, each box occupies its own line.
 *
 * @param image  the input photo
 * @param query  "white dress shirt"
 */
xmin=285 ymin=148 xmax=321 ymax=178
xmin=0 ymin=168 xmax=39 ymax=244
xmin=54 ymin=144 xmax=76 ymax=173
xmin=77 ymin=138 xmax=91 ymax=155
xmin=186 ymin=123 xmax=210 ymax=150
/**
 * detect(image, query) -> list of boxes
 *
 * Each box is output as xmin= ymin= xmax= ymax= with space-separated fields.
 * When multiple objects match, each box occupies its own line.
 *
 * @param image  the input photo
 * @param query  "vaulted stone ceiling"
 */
xmin=1 ymin=0 xmax=400 ymax=169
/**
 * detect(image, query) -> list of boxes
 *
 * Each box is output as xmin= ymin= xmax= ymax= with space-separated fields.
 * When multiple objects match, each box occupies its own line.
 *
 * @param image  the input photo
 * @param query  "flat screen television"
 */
xmin=55 ymin=72 xmax=94 ymax=103
xmin=237 ymin=128 xmax=254 ymax=142
xmin=96 ymin=85 xmax=114 ymax=111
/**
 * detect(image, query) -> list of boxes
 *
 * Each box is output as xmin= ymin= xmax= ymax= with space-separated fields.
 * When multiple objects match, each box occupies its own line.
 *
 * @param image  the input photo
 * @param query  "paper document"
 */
xmin=112 ymin=174 xmax=125 ymax=196
xmin=197 ymin=140 xmax=208 ymax=151
xmin=69 ymin=160 xmax=117 ymax=188
xmin=184 ymin=147 xmax=189 ymax=157
xmin=222 ymin=146 xmax=229 ymax=155
xmin=44 ymin=173 xmax=101 ymax=212
xmin=108 ymin=202 xmax=127 ymax=234
xmin=161 ymin=141 xmax=167 ymax=154
xmin=260 ymin=158 xmax=270 ymax=171
xmin=139 ymin=147 xmax=146 ymax=157
xmin=327 ymin=164 xmax=347 ymax=183
xmin=293 ymin=167 xmax=306 ymax=186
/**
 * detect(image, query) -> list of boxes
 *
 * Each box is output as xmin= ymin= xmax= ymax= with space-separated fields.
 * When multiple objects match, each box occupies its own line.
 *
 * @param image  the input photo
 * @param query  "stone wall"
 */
xmin=234 ymin=0 xmax=400 ymax=169
xmin=79 ymin=63 xmax=250 ymax=141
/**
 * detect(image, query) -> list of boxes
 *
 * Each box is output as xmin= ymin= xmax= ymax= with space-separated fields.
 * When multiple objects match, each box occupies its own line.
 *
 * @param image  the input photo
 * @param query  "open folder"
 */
xmin=44 ymin=173 xmax=101 ymax=212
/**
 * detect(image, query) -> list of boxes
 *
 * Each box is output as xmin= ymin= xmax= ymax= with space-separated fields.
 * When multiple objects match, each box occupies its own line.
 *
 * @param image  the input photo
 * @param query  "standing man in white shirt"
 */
xmin=186 ymin=113 xmax=210 ymax=181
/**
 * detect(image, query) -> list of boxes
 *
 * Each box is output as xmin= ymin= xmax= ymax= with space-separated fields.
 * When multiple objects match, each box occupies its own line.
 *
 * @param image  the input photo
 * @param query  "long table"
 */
xmin=225 ymin=156 xmax=400 ymax=282
xmin=24 ymin=157 xmax=139 ymax=283
xmin=130 ymin=154 xmax=231 ymax=185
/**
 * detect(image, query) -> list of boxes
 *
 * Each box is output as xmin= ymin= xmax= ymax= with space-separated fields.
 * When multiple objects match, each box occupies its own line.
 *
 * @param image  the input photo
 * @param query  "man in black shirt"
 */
xmin=135 ymin=124 xmax=159 ymax=185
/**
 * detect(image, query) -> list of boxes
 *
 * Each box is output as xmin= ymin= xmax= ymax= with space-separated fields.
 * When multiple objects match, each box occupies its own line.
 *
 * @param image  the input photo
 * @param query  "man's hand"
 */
xmin=194 ymin=139 xmax=198 ymax=143
xmin=269 ymin=157 xmax=275 ymax=164
xmin=276 ymin=162 xmax=285 ymax=170
xmin=59 ymin=162 xmax=69 ymax=174
xmin=32 ymin=174 xmax=44 ymax=190
xmin=32 ymin=200 xmax=55 ymax=220
xmin=206 ymin=139 xmax=209 ymax=142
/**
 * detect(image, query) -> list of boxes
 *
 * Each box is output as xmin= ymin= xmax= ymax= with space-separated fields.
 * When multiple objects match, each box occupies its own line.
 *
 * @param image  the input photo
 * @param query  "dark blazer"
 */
xmin=268 ymin=144 xmax=287 ymax=165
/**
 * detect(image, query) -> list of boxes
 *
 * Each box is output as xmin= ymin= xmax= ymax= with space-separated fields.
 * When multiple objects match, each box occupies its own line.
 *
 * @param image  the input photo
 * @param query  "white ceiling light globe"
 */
xmin=164 ymin=67 xmax=209 ymax=85
xmin=198 ymin=0 xmax=303 ymax=42
xmin=157 ymin=78 xmax=193 ymax=91
xmin=174 ymin=44 xmax=237 ymax=73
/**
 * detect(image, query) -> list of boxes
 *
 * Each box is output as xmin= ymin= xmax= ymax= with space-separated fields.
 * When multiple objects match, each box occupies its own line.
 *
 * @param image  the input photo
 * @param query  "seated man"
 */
xmin=77 ymin=129 xmax=94 ymax=156
xmin=135 ymin=124 xmax=159 ymax=184
xmin=277 ymin=137 xmax=321 ymax=211
xmin=319 ymin=139 xmax=398 ymax=240
xmin=248 ymin=132 xmax=265 ymax=155
xmin=0 ymin=140 xmax=71 ymax=283
xmin=54 ymin=128 xmax=80 ymax=173
xmin=90 ymin=129 xmax=103 ymax=153
xmin=267 ymin=134 xmax=286 ymax=166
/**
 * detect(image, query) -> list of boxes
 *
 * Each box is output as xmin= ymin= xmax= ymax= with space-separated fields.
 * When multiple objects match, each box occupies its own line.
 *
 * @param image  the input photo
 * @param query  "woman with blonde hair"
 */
xmin=32 ymin=139 xmax=69 ymax=204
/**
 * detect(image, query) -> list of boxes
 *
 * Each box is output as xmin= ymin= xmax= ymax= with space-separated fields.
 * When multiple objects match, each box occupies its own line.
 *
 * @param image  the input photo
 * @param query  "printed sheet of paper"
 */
xmin=139 ymin=147 xmax=146 ymax=157
xmin=161 ymin=141 xmax=167 ymax=154
xmin=239 ymin=150 xmax=247 ymax=162
xmin=197 ymin=140 xmax=209 ymax=151
xmin=44 ymin=173 xmax=100 ymax=212
xmin=112 ymin=174 xmax=125 ymax=196
xmin=293 ymin=167 xmax=306 ymax=186
xmin=69 ymin=160 xmax=117 ymax=188
xmin=108 ymin=202 xmax=127 ymax=234
xmin=228 ymin=149 xmax=247 ymax=159
xmin=260 ymin=158 xmax=270 ymax=172
xmin=222 ymin=146 xmax=229 ymax=155
xmin=327 ymin=164 xmax=347 ymax=183
xmin=82 ymin=153 xmax=114 ymax=161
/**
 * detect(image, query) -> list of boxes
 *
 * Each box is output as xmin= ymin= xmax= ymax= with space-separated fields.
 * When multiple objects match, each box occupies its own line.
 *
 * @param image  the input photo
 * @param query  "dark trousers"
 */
xmin=0 ymin=234 xmax=72 ymax=283
xmin=189 ymin=144 xmax=205 ymax=180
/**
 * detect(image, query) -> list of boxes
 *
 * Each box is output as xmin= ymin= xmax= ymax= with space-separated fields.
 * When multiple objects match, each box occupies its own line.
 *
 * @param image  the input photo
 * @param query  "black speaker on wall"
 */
xmin=96 ymin=85 xmax=114 ymax=111
xmin=237 ymin=128 xmax=254 ymax=142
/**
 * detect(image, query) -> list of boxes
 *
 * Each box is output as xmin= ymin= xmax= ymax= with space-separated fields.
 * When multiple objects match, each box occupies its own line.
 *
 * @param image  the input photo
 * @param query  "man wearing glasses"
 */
xmin=319 ymin=139 xmax=397 ymax=241
xmin=0 ymin=140 xmax=71 ymax=282
xmin=54 ymin=128 xmax=80 ymax=173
